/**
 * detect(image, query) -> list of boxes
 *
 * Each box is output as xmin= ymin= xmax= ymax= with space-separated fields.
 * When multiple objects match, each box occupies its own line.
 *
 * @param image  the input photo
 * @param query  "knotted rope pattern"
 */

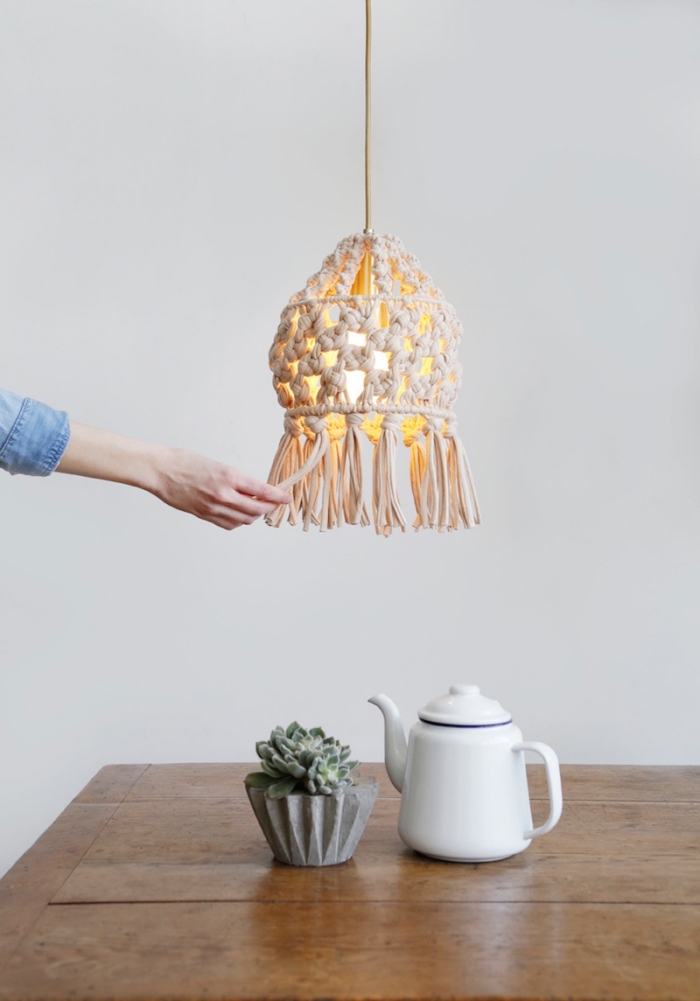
xmin=266 ymin=232 xmax=480 ymax=535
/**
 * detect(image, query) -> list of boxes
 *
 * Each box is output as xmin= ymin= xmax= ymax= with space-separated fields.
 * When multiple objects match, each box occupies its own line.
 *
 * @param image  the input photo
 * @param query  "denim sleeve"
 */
xmin=0 ymin=389 xmax=71 ymax=476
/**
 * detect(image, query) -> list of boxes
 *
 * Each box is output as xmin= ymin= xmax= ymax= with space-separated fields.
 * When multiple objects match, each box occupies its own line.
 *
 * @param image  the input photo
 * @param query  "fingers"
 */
xmin=231 ymin=471 xmax=292 ymax=506
xmin=202 ymin=504 xmax=263 ymax=531
xmin=208 ymin=481 xmax=284 ymax=519
xmin=257 ymin=482 xmax=293 ymax=505
xmin=200 ymin=489 xmax=285 ymax=530
xmin=207 ymin=514 xmax=249 ymax=530
xmin=229 ymin=493 xmax=280 ymax=519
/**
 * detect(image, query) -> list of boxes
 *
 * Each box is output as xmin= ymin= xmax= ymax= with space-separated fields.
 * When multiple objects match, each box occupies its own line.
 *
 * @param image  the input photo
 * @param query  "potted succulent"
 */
xmin=245 ymin=722 xmax=378 ymax=866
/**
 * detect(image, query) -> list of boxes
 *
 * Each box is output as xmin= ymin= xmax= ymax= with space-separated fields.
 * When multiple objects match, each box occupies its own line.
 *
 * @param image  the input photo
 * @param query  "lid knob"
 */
xmin=450 ymin=684 xmax=480 ymax=696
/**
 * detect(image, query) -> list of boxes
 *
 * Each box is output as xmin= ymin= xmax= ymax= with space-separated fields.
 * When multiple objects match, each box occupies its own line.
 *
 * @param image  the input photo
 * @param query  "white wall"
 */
xmin=2 ymin=0 xmax=699 ymax=877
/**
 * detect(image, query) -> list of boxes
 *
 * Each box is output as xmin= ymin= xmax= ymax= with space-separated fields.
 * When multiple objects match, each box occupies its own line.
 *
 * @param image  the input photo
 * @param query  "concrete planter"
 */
xmin=246 ymin=777 xmax=379 ymax=866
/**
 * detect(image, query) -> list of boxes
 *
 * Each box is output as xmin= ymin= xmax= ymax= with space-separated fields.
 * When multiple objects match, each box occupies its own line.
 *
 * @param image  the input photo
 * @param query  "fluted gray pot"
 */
xmin=246 ymin=777 xmax=378 ymax=866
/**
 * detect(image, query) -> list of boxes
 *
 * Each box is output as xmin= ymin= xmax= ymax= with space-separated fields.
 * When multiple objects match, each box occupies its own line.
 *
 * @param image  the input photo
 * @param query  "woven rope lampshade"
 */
xmin=265 ymin=5 xmax=480 ymax=536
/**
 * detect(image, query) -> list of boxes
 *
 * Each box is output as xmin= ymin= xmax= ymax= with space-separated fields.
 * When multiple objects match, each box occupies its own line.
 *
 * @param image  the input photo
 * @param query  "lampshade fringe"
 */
xmin=446 ymin=433 xmax=481 ymax=530
xmin=372 ymin=418 xmax=407 ymax=537
xmin=266 ymin=418 xmax=479 ymax=536
xmin=418 ymin=425 xmax=450 ymax=532
xmin=330 ymin=437 xmax=344 ymax=528
xmin=265 ymin=428 xmax=301 ymax=528
xmin=295 ymin=437 xmax=314 ymax=525
xmin=340 ymin=420 xmax=370 ymax=526
xmin=301 ymin=431 xmax=330 ymax=530
xmin=319 ymin=439 xmax=338 ymax=531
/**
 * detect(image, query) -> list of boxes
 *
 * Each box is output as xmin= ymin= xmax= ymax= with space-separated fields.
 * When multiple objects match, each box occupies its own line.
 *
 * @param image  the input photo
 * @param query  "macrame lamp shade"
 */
xmin=266 ymin=231 xmax=480 ymax=536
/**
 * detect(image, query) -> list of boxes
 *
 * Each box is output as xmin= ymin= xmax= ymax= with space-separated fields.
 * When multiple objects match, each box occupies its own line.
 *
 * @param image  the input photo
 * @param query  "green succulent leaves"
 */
xmin=245 ymin=722 xmax=358 ymax=798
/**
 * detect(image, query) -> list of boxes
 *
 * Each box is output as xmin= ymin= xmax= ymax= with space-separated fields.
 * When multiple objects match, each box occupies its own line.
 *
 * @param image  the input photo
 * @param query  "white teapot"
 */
xmin=369 ymin=684 xmax=563 ymax=862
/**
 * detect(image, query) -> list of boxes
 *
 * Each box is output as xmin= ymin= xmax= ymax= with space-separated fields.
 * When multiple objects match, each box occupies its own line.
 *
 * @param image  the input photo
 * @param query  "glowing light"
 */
xmin=345 ymin=332 xmax=390 ymax=401
xmin=350 ymin=252 xmax=374 ymax=296
xmin=305 ymin=375 xmax=321 ymax=403
xmin=375 ymin=351 xmax=390 ymax=371
xmin=345 ymin=370 xmax=365 ymax=403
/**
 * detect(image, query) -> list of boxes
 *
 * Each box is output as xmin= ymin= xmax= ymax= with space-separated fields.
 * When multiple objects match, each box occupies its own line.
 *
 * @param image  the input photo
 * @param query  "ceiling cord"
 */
xmin=364 ymin=0 xmax=372 ymax=234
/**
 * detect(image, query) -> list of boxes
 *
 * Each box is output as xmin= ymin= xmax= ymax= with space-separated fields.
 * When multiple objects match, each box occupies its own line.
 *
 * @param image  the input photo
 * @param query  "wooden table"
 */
xmin=0 ymin=763 xmax=699 ymax=1000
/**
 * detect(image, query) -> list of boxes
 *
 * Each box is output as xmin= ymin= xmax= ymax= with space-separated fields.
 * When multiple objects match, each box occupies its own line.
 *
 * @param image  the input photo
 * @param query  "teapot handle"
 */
xmin=512 ymin=741 xmax=563 ymax=839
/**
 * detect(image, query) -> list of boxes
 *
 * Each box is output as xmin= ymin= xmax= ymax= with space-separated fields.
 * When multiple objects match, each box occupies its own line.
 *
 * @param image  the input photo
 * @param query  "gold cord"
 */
xmin=364 ymin=0 xmax=372 ymax=234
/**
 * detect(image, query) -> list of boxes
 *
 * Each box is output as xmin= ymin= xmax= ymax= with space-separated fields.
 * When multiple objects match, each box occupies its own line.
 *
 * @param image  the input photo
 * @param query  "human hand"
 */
xmin=151 ymin=448 xmax=292 ymax=530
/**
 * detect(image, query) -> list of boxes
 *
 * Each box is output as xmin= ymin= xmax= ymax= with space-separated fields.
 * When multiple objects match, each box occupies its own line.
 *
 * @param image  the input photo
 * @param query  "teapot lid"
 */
xmin=418 ymin=684 xmax=512 ymax=727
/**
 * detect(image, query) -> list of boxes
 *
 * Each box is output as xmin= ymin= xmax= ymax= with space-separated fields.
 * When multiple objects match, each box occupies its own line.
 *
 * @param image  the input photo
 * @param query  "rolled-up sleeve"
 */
xmin=0 ymin=389 xmax=71 ymax=476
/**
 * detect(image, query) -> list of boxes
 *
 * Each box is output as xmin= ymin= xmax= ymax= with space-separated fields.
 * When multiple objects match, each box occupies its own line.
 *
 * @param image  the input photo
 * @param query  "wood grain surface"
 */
xmin=0 ymin=762 xmax=698 ymax=1001
xmin=2 ymin=901 xmax=700 ymax=1001
xmin=117 ymin=762 xmax=700 ymax=803
xmin=0 ymin=764 xmax=147 ymax=971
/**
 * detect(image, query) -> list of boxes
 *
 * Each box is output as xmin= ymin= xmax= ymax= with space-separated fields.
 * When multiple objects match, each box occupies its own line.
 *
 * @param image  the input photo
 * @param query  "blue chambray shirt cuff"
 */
xmin=0 ymin=397 xmax=71 ymax=476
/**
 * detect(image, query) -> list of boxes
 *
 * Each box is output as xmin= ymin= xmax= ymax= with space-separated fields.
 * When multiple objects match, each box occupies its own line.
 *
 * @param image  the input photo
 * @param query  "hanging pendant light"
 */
xmin=266 ymin=0 xmax=480 ymax=536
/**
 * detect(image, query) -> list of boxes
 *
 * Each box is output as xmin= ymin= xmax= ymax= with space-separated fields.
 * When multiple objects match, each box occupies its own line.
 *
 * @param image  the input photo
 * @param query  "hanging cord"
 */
xmin=364 ymin=0 xmax=372 ymax=233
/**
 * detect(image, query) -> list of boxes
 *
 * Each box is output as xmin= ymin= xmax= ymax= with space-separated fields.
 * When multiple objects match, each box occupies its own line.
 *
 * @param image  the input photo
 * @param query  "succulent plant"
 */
xmin=245 ymin=722 xmax=359 ymax=798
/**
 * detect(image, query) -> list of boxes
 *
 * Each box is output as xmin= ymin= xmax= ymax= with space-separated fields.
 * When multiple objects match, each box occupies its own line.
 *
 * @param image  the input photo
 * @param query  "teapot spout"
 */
xmin=368 ymin=694 xmax=407 ymax=792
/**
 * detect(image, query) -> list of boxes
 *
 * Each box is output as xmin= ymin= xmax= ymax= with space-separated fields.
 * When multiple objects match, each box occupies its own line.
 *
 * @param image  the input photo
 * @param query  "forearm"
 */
xmin=56 ymin=420 xmax=291 ymax=529
xmin=56 ymin=422 xmax=166 ymax=493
